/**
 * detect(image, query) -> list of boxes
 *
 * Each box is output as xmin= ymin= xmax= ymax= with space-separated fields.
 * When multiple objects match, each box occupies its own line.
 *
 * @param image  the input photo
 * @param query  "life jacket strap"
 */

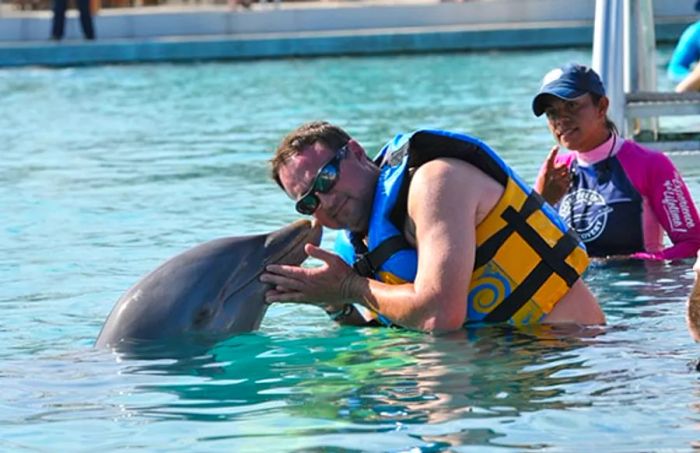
xmin=353 ymin=235 xmax=412 ymax=278
xmin=480 ymin=191 xmax=582 ymax=323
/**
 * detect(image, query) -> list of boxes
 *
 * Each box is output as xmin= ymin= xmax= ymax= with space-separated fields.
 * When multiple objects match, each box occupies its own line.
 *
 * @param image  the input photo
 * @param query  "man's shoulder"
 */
xmin=689 ymin=21 xmax=700 ymax=36
xmin=413 ymin=156 xmax=489 ymax=175
xmin=408 ymin=156 xmax=505 ymax=222
xmin=411 ymin=157 xmax=500 ymax=192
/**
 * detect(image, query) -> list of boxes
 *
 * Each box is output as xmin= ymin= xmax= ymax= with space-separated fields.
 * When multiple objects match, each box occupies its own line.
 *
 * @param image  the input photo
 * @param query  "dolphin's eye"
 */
xmin=193 ymin=306 xmax=214 ymax=328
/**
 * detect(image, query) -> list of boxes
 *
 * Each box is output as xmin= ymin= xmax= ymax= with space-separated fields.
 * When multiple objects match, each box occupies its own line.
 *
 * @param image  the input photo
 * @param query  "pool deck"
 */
xmin=0 ymin=0 xmax=695 ymax=67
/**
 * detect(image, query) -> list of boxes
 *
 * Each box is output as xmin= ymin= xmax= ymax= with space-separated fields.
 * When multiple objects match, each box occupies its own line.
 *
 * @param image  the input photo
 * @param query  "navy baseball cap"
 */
xmin=532 ymin=63 xmax=606 ymax=117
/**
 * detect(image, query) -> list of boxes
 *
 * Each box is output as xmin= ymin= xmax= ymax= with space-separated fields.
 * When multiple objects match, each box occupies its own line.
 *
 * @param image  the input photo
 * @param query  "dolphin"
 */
xmin=95 ymin=219 xmax=322 ymax=348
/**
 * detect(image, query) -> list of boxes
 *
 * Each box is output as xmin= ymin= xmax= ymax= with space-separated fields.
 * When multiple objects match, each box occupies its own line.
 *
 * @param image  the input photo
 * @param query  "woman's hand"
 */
xmin=535 ymin=146 xmax=571 ymax=205
xmin=260 ymin=243 xmax=363 ymax=311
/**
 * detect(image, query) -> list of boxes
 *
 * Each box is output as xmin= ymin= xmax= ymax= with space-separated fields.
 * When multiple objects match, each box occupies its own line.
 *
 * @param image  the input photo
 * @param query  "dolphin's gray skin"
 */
xmin=95 ymin=220 xmax=322 ymax=348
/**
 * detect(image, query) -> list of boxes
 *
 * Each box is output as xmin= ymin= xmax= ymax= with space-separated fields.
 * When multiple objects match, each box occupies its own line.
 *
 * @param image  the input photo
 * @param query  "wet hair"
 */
xmin=589 ymin=92 xmax=619 ymax=135
xmin=269 ymin=121 xmax=351 ymax=190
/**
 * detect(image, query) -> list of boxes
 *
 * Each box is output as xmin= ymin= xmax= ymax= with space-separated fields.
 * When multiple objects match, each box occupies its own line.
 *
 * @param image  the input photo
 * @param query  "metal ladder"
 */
xmin=626 ymin=91 xmax=700 ymax=152
xmin=593 ymin=0 xmax=700 ymax=153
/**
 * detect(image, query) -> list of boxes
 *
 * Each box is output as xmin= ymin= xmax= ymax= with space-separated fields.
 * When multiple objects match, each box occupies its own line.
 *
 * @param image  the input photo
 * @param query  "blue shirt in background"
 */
xmin=668 ymin=21 xmax=700 ymax=82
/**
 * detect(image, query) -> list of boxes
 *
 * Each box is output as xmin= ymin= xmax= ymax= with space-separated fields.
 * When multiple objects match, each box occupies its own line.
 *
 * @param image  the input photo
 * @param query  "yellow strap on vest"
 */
xmin=470 ymin=178 xmax=588 ymax=324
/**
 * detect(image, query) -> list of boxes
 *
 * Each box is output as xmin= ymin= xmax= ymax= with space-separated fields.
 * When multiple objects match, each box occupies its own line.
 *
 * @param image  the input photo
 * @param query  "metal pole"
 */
xmin=624 ymin=0 xmax=658 ymax=140
xmin=592 ymin=0 xmax=625 ymax=136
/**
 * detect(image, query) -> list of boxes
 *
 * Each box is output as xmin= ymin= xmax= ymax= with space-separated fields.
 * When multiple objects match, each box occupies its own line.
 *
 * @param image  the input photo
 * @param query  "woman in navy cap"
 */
xmin=532 ymin=63 xmax=700 ymax=260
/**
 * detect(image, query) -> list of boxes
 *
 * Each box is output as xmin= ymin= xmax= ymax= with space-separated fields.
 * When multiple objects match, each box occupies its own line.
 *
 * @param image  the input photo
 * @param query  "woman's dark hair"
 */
xmin=590 ymin=92 xmax=619 ymax=135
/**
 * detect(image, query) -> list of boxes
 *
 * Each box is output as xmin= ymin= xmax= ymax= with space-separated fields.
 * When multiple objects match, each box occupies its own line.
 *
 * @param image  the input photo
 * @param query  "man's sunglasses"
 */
xmin=295 ymin=144 xmax=349 ymax=215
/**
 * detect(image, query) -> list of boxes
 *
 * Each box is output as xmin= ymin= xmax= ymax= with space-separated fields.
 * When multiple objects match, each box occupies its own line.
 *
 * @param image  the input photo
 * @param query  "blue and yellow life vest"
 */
xmin=334 ymin=130 xmax=589 ymax=326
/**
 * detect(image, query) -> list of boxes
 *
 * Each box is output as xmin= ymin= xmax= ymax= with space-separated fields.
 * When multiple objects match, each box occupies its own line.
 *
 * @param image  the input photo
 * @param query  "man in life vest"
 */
xmin=261 ymin=121 xmax=606 ymax=332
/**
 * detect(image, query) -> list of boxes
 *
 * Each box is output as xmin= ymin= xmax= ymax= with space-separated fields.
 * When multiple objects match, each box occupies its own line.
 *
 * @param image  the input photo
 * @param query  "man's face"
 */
xmin=543 ymin=94 xmax=608 ymax=151
xmin=278 ymin=141 xmax=371 ymax=232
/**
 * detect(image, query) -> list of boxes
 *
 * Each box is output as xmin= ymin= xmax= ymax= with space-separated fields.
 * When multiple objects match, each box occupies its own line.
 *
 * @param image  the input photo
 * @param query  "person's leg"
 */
xmin=51 ymin=0 xmax=68 ymax=40
xmin=76 ymin=0 xmax=95 ymax=40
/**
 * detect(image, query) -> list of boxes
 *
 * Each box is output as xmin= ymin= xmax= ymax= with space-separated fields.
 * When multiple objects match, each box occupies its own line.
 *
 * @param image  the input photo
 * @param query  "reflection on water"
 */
xmin=2 ymin=46 xmax=700 ymax=451
xmin=113 ymin=325 xmax=604 ymax=450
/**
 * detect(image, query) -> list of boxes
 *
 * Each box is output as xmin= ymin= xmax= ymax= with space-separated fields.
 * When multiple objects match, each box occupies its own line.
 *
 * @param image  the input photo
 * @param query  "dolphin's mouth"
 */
xmin=221 ymin=220 xmax=323 ymax=318
xmin=223 ymin=220 xmax=323 ymax=301
xmin=263 ymin=219 xmax=322 ymax=267
xmin=201 ymin=220 xmax=324 ymax=333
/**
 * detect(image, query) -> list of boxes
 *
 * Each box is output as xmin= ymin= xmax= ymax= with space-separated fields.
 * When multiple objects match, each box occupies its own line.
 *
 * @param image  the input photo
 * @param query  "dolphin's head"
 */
xmin=207 ymin=219 xmax=323 ymax=334
xmin=95 ymin=220 xmax=322 ymax=349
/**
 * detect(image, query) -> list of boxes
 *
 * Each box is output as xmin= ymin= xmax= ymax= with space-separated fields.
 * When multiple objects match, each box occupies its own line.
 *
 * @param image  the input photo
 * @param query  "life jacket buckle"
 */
xmin=353 ymin=254 xmax=375 ymax=277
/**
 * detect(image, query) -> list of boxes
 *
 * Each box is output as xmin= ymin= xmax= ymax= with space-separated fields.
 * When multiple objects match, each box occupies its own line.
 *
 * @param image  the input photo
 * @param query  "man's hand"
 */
xmin=260 ymin=244 xmax=362 ymax=312
xmin=534 ymin=146 xmax=571 ymax=205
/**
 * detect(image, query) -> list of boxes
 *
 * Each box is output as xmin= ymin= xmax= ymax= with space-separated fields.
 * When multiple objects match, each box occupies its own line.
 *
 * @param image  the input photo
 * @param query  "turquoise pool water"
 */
xmin=3 ymin=47 xmax=700 ymax=451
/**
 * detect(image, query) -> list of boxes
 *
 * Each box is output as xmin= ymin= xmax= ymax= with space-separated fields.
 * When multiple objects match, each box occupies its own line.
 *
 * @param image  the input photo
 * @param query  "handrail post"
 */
xmin=624 ymin=0 xmax=659 ymax=140
xmin=592 ymin=0 xmax=625 ymax=137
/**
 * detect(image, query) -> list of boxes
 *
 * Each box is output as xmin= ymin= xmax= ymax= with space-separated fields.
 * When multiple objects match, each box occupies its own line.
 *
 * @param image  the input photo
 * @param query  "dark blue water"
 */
xmin=2 ymin=47 xmax=700 ymax=451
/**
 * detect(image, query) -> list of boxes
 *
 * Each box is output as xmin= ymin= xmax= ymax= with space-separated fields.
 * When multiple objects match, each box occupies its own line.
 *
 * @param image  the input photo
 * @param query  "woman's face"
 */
xmin=543 ymin=94 xmax=609 ymax=151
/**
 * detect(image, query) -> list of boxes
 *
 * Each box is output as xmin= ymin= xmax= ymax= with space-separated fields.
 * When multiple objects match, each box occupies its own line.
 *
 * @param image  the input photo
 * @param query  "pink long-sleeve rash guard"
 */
xmin=535 ymin=137 xmax=700 ymax=260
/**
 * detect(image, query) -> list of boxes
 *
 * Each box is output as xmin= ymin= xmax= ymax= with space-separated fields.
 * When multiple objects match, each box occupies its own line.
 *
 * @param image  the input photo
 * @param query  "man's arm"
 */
xmin=687 ymin=251 xmax=700 ymax=341
xmin=346 ymin=158 xmax=487 ymax=332
xmin=262 ymin=158 xmax=495 ymax=333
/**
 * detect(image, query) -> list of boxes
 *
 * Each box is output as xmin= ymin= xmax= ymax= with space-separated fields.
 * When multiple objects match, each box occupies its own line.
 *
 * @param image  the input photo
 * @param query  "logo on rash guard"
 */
xmin=662 ymin=175 xmax=695 ymax=233
xmin=558 ymin=189 xmax=614 ymax=242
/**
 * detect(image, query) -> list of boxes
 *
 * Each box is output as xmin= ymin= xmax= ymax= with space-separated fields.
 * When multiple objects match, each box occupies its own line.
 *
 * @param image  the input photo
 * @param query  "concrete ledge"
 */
xmin=0 ymin=0 xmax=694 ymax=67
xmin=0 ymin=0 xmax=694 ymax=41
xmin=0 ymin=21 xmax=692 ymax=68
xmin=0 ymin=23 xmax=590 ymax=67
